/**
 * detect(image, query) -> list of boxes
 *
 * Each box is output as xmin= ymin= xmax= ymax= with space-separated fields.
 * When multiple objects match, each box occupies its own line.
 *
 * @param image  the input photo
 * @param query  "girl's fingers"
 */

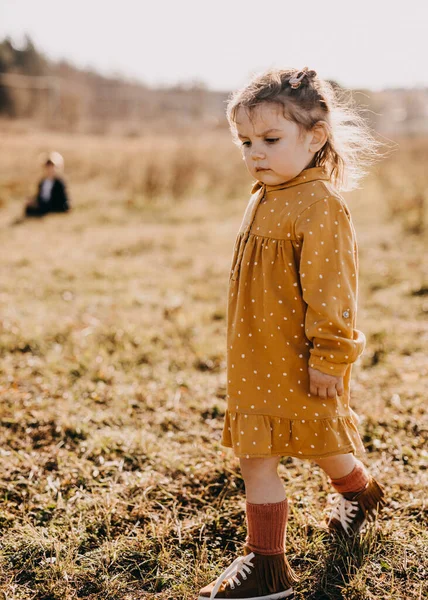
xmin=317 ymin=386 xmax=327 ymax=399
xmin=327 ymin=385 xmax=337 ymax=398
xmin=309 ymin=373 xmax=343 ymax=398
xmin=309 ymin=383 xmax=318 ymax=396
xmin=336 ymin=381 xmax=344 ymax=396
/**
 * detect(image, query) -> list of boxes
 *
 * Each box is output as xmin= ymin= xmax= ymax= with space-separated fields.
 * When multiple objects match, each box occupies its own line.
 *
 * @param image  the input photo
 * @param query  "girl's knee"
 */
xmin=313 ymin=453 xmax=359 ymax=479
xmin=313 ymin=453 xmax=355 ymax=466
xmin=239 ymin=456 xmax=280 ymax=481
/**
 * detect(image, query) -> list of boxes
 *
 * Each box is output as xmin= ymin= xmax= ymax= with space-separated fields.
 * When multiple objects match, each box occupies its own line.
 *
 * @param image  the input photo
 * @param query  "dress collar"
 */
xmin=251 ymin=166 xmax=331 ymax=194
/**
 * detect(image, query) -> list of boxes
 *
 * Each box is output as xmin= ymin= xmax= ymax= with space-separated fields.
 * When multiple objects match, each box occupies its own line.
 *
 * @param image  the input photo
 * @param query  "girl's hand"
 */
xmin=308 ymin=367 xmax=344 ymax=399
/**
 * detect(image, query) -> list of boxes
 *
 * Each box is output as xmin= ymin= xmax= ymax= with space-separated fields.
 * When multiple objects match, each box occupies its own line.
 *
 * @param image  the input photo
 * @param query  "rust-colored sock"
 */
xmin=245 ymin=498 xmax=288 ymax=555
xmin=331 ymin=460 xmax=370 ymax=495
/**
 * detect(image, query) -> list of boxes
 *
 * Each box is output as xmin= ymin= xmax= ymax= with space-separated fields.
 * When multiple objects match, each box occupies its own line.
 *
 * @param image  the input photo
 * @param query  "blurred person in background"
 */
xmin=24 ymin=151 xmax=70 ymax=217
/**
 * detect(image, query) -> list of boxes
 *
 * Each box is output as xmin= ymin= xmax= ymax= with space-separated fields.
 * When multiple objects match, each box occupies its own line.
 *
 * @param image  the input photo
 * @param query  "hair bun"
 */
xmin=289 ymin=67 xmax=317 ymax=89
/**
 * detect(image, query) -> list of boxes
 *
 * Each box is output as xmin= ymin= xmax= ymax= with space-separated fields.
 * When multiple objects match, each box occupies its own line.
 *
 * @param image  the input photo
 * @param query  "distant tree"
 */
xmin=0 ymin=38 xmax=15 ymax=114
xmin=0 ymin=35 xmax=49 ymax=115
xmin=14 ymin=35 xmax=47 ymax=75
xmin=326 ymin=78 xmax=343 ymax=91
xmin=0 ymin=35 xmax=47 ymax=76
xmin=0 ymin=37 xmax=15 ymax=70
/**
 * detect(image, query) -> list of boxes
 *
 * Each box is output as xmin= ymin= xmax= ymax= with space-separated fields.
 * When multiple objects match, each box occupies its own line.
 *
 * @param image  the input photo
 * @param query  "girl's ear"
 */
xmin=309 ymin=121 xmax=329 ymax=152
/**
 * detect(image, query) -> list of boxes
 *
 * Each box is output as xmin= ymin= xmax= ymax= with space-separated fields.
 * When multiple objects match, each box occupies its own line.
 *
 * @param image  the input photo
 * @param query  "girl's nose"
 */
xmin=251 ymin=148 xmax=265 ymax=160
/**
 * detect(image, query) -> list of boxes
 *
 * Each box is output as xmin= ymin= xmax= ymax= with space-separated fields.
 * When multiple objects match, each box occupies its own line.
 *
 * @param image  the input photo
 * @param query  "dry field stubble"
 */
xmin=0 ymin=125 xmax=427 ymax=599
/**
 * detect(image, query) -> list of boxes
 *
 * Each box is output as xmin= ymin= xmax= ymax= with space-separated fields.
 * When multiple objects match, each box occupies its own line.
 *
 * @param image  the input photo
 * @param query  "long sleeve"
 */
xmin=294 ymin=195 xmax=366 ymax=377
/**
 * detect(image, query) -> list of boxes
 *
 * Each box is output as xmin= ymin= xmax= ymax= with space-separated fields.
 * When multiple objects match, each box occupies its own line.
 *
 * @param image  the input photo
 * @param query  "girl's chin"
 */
xmin=255 ymin=171 xmax=286 ymax=185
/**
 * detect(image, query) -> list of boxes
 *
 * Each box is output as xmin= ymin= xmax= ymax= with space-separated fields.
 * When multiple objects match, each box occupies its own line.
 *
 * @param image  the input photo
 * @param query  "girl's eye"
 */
xmin=265 ymin=138 xmax=279 ymax=144
xmin=241 ymin=141 xmax=251 ymax=147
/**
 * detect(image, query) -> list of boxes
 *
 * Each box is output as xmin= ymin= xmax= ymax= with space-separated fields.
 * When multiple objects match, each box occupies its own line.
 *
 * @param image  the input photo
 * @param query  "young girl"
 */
xmin=198 ymin=68 xmax=385 ymax=600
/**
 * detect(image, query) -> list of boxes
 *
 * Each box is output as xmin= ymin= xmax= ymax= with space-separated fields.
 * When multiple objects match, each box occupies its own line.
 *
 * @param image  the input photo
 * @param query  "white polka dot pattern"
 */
xmin=294 ymin=193 xmax=366 ymax=376
xmin=221 ymin=166 xmax=366 ymax=459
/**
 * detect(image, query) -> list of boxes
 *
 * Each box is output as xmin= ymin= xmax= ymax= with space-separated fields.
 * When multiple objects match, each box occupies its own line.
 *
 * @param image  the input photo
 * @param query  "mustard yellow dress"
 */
xmin=221 ymin=166 xmax=366 ymax=459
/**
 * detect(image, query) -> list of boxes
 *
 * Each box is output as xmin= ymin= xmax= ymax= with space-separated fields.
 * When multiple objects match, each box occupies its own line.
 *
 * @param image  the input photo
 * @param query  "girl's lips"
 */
xmin=256 ymin=167 xmax=270 ymax=172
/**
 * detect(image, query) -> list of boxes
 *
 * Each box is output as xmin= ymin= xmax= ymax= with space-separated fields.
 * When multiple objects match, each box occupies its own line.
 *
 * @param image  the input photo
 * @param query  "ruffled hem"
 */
xmin=221 ymin=410 xmax=366 ymax=459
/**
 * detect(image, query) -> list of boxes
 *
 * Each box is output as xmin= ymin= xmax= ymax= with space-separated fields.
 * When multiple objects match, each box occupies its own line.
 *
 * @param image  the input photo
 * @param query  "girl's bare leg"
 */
xmin=239 ymin=456 xmax=285 ymax=503
xmin=314 ymin=453 xmax=359 ymax=479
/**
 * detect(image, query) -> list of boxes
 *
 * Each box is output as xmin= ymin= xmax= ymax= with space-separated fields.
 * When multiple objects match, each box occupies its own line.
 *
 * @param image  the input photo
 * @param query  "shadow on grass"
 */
xmin=302 ymin=526 xmax=379 ymax=600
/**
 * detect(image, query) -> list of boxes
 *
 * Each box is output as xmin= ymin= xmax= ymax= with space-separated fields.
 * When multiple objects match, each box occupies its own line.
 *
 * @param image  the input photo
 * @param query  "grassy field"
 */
xmin=0 ymin=124 xmax=427 ymax=599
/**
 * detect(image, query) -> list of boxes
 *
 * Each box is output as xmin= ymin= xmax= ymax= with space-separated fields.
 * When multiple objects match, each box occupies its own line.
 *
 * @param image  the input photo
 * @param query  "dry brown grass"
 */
xmin=0 ymin=123 xmax=427 ymax=599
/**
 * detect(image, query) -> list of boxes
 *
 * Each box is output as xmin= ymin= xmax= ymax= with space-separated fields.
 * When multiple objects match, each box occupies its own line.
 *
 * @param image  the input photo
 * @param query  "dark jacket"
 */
xmin=35 ymin=178 xmax=70 ymax=214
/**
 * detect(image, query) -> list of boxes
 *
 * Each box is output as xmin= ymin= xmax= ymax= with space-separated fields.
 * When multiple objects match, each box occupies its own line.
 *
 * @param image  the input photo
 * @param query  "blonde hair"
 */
xmin=227 ymin=68 xmax=380 ymax=191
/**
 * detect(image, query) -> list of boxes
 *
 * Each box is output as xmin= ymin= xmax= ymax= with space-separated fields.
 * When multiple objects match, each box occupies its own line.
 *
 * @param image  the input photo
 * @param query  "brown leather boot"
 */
xmin=197 ymin=545 xmax=297 ymax=599
xmin=326 ymin=476 xmax=386 ymax=536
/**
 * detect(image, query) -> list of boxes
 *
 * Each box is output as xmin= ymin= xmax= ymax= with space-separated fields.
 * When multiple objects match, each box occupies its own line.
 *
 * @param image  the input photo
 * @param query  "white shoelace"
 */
xmin=327 ymin=494 xmax=360 ymax=535
xmin=210 ymin=553 xmax=255 ymax=599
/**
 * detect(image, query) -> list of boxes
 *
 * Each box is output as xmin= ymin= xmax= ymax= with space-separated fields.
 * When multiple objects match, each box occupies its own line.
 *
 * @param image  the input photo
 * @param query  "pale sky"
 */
xmin=1 ymin=0 xmax=427 ymax=91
